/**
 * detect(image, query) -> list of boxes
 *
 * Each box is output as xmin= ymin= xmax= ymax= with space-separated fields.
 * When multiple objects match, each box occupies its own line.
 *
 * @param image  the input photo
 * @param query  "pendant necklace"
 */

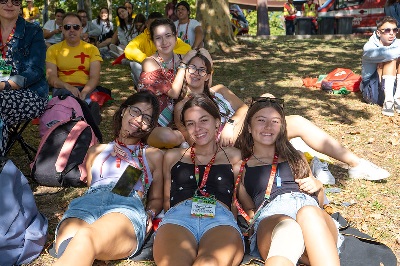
xmin=252 ymin=152 xmax=272 ymax=165
xmin=157 ymin=51 xmax=174 ymax=69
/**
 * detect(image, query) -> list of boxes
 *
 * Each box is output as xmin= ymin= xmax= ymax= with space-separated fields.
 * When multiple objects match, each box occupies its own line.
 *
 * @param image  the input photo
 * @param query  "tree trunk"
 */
xmin=196 ymin=0 xmax=236 ymax=53
xmin=107 ymin=0 xmax=113 ymax=20
xmin=257 ymin=0 xmax=270 ymax=36
xmin=85 ymin=0 xmax=92 ymax=20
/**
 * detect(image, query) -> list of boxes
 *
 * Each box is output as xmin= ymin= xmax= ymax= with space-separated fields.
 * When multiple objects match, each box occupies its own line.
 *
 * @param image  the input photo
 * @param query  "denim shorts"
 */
xmin=249 ymin=192 xmax=343 ymax=258
xmin=158 ymin=200 xmax=244 ymax=246
xmin=55 ymin=186 xmax=147 ymax=257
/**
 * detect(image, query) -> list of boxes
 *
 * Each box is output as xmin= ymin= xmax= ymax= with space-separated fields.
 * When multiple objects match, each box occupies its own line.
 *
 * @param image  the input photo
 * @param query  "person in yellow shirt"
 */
xmin=124 ymin=12 xmax=191 ymax=88
xmin=22 ymin=0 xmax=39 ymax=25
xmin=283 ymin=0 xmax=296 ymax=35
xmin=302 ymin=0 xmax=319 ymax=34
xmin=46 ymin=13 xmax=103 ymax=102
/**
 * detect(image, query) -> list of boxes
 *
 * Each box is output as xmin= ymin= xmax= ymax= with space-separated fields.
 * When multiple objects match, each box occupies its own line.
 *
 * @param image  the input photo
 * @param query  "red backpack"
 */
xmin=321 ymin=68 xmax=361 ymax=92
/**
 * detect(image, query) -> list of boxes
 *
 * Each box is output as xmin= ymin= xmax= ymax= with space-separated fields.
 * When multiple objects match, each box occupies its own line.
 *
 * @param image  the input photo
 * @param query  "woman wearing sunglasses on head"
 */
xmin=52 ymin=91 xmax=164 ymax=266
xmin=0 ymin=0 xmax=48 ymax=157
xmin=153 ymin=94 xmax=244 ymax=266
xmin=234 ymin=95 xmax=342 ymax=266
xmin=173 ymin=48 xmax=390 ymax=181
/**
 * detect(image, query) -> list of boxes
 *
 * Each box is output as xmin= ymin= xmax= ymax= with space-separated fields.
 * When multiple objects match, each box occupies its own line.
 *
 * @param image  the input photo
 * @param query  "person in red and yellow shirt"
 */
xmin=283 ymin=0 xmax=296 ymax=35
xmin=302 ymin=0 xmax=319 ymax=34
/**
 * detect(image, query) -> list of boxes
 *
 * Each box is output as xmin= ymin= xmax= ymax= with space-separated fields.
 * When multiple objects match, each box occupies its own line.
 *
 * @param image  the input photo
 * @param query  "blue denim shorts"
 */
xmin=250 ymin=192 xmax=343 ymax=258
xmin=158 ymin=200 xmax=244 ymax=245
xmin=55 ymin=186 xmax=147 ymax=257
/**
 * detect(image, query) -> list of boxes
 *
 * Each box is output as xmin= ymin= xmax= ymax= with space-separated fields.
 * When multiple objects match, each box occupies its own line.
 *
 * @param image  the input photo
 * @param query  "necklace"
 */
xmin=252 ymin=152 xmax=273 ymax=165
xmin=190 ymin=143 xmax=219 ymax=197
xmin=156 ymin=51 xmax=174 ymax=69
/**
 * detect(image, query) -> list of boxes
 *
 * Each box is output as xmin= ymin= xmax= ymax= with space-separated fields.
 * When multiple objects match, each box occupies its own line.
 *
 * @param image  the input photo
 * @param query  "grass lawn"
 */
xmin=10 ymin=37 xmax=399 ymax=265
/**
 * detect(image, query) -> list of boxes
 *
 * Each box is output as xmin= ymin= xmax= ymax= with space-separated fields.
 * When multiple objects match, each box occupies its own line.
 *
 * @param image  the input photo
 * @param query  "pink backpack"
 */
xmin=39 ymin=95 xmax=84 ymax=137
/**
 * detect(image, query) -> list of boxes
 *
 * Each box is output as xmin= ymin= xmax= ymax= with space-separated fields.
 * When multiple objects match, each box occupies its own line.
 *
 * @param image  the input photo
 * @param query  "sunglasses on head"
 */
xmin=250 ymin=97 xmax=285 ymax=108
xmin=63 ymin=24 xmax=81 ymax=31
xmin=378 ymin=27 xmax=399 ymax=34
xmin=0 ymin=0 xmax=21 ymax=6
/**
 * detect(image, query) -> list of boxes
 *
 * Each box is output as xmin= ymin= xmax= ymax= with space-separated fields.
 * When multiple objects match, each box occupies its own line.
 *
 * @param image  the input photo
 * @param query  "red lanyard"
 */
xmin=0 ymin=26 xmax=15 ymax=59
xmin=233 ymin=152 xmax=279 ymax=228
xmin=100 ymin=140 xmax=150 ymax=195
xmin=177 ymin=20 xmax=190 ymax=42
xmin=190 ymin=144 xmax=218 ymax=197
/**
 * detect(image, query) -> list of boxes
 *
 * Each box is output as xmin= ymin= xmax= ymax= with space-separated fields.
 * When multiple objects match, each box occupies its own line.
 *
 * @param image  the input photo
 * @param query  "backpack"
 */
xmin=0 ymin=157 xmax=48 ymax=265
xmin=39 ymin=95 xmax=103 ymax=142
xmin=31 ymin=117 xmax=97 ymax=187
xmin=321 ymin=68 xmax=362 ymax=92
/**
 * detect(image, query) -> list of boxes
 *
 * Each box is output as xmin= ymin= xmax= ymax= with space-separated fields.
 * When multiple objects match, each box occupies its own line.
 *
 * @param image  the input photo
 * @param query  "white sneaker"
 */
xmin=348 ymin=159 xmax=390 ymax=181
xmin=382 ymin=101 xmax=394 ymax=116
xmin=311 ymin=156 xmax=335 ymax=185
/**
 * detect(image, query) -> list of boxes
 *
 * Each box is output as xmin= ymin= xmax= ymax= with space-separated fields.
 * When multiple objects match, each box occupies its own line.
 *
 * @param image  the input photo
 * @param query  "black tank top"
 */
xmin=244 ymin=161 xmax=318 ymax=209
xmin=170 ymin=162 xmax=234 ymax=208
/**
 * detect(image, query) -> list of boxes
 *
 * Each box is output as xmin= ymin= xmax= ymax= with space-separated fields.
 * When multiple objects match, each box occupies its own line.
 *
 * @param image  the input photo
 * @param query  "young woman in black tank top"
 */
xmin=154 ymin=94 xmax=245 ymax=266
xmin=234 ymin=95 xmax=340 ymax=266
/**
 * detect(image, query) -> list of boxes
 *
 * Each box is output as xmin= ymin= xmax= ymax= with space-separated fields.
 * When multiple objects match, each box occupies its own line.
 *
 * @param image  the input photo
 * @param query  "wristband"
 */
xmin=146 ymin=209 xmax=156 ymax=220
xmin=177 ymin=65 xmax=187 ymax=70
xmin=3 ymin=81 xmax=11 ymax=91
xmin=227 ymin=118 xmax=235 ymax=125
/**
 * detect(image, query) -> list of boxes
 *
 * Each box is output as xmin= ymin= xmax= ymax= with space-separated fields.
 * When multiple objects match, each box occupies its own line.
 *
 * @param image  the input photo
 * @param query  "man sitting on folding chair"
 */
xmin=0 ymin=6 xmax=49 ymax=157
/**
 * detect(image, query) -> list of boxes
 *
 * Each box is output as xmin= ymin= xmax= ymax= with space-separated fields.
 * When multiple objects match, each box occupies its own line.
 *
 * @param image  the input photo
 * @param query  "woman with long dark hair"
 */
xmin=234 ymin=96 xmax=341 ymax=266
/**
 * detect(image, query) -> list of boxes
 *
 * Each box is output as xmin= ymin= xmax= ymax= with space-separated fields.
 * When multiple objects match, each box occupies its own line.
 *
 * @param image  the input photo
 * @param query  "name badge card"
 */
xmin=191 ymin=195 xmax=216 ymax=218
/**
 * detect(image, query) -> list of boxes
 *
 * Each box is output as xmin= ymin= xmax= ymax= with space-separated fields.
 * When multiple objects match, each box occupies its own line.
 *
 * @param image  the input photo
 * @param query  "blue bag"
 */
xmin=0 ymin=158 xmax=48 ymax=265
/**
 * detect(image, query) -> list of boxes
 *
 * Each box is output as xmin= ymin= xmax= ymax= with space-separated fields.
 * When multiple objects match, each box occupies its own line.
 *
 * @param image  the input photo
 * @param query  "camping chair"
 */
xmin=5 ymin=120 xmax=37 ymax=162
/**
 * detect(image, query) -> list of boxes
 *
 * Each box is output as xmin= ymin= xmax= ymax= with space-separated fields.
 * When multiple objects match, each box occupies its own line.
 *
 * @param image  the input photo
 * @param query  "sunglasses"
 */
xmin=378 ymin=27 xmax=399 ymax=34
xmin=250 ymin=97 xmax=285 ymax=108
xmin=0 ymin=0 xmax=21 ymax=6
xmin=63 ymin=24 xmax=81 ymax=31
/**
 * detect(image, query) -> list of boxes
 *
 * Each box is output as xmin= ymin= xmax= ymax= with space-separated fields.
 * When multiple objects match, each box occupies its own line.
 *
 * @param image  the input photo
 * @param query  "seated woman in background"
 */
xmin=234 ymin=96 xmax=341 ymax=266
xmin=109 ymin=6 xmax=135 ymax=57
xmin=92 ymin=7 xmax=114 ymax=56
xmin=0 ymin=3 xmax=48 ymax=156
xmin=153 ymin=94 xmax=244 ymax=266
xmin=173 ymin=48 xmax=390 ymax=181
xmin=52 ymin=91 xmax=164 ymax=266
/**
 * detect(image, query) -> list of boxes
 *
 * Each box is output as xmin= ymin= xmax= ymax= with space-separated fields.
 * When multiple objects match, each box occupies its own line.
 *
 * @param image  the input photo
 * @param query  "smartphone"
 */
xmin=111 ymin=166 xmax=143 ymax=197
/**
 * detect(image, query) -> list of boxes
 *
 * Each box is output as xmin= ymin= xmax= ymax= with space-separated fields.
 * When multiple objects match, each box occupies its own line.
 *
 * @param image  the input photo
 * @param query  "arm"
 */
xmin=213 ymin=84 xmax=249 ymax=146
xmin=174 ymin=98 xmax=192 ymax=144
xmin=87 ymin=22 xmax=102 ymax=37
xmin=192 ymin=25 xmax=204 ymax=49
xmin=162 ymin=149 xmax=177 ymax=211
xmin=9 ymin=26 xmax=46 ymax=89
xmin=145 ymin=147 xmax=164 ymax=232
xmin=169 ymin=49 xmax=198 ymax=99
xmin=46 ymin=61 xmax=81 ymax=97
xmin=124 ymin=34 xmax=148 ymax=63
xmin=362 ymin=38 xmax=400 ymax=63
xmin=80 ymin=60 xmax=101 ymax=100
xmin=295 ymin=152 xmax=324 ymax=207
xmin=85 ymin=144 xmax=107 ymax=187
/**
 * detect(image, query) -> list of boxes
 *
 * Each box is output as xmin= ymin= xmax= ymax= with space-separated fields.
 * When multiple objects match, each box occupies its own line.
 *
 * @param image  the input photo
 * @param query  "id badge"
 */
xmin=0 ymin=64 xmax=11 ymax=82
xmin=191 ymin=195 xmax=216 ymax=218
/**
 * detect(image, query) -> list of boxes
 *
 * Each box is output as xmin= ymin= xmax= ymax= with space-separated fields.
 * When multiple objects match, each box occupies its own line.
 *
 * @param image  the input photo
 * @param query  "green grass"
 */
xmin=10 ymin=37 xmax=399 ymax=265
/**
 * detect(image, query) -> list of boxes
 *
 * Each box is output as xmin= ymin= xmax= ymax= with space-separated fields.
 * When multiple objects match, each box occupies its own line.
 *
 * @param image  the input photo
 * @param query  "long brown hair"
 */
xmin=235 ymin=99 xmax=309 ymax=179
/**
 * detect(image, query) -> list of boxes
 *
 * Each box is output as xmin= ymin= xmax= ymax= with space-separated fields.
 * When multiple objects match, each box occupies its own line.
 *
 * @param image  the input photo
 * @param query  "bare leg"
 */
xmin=147 ymin=127 xmax=185 ymax=149
xmin=195 ymin=226 xmax=244 ymax=266
xmin=257 ymin=215 xmax=303 ymax=266
xmin=296 ymin=206 xmax=339 ymax=266
xmin=154 ymin=224 xmax=197 ymax=266
xmin=286 ymin=115 xmax=360 ymax=167
xmin=53 ymin=213 xmax=138 ymax=266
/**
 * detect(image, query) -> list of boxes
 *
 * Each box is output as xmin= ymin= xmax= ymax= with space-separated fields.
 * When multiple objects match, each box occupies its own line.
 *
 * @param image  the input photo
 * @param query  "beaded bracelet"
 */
xmin=146 ymin=209 xmax=156 ymax=220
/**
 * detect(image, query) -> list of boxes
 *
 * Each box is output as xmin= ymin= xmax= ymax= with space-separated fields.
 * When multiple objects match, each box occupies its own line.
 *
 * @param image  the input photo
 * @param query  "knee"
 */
xmin=267 ymin=219 xmax=305 ymax=265
xmin=193 ymin=255 xmax=218 ymax=266
xmin=296 ymin=205 xmax=321 ymax=224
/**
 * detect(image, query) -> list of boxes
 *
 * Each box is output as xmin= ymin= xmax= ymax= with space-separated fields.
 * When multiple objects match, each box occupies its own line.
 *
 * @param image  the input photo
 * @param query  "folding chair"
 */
xmin=5 ymin=120 xmax=37 ymax=162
